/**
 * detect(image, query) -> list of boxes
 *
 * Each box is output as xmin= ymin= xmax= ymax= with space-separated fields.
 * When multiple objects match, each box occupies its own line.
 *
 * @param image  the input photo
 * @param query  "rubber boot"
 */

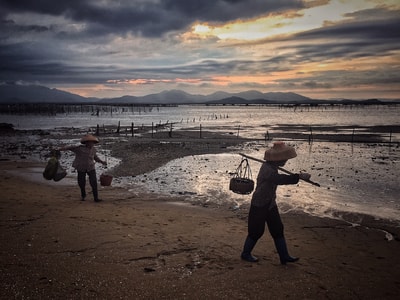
xmin=274 ymin=237 xmax=299 ymax=265
xmin=241 ymin=236 xmax=259 ymax=262
xmin=77 ymin=172 xmax=86 ymax=201
xmin=93 ymin=189 xmax=100 ymax=202
xmin=88 ymin=171 xmax=100 ymax=202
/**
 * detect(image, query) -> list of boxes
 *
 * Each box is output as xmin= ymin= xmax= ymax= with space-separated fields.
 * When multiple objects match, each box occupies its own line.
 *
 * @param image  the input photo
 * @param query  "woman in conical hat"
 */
xmin=59 ymin=134 xmax=106 ymax=202
xmin=263 ymin=141 xmax=297 ymax=161
xmin=241 ymin=142 xmax=311 ymax=264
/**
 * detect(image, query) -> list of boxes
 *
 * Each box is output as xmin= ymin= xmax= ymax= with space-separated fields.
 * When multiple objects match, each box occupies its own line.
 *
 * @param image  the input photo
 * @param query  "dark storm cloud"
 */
xmin=296 ymin=12 xmax=400 ymax=42
xmin=0 ymin=0 xmax=304 ymax=37
xmin=0 ymin=0 xmax=306 ymax=84
xmin=0 ymin=0 xmax=399 ymax=98
xmin=0 ymin=19 xmax=49 ymax=34
xmin=297 ymin=69 xmax=400 ymax=91
xmin=264 ymin=7 xmax=400 ymax=65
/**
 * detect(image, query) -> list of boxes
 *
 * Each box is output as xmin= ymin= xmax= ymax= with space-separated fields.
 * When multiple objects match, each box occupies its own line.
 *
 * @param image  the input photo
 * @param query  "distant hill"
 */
xmin=0 ymin=83 xmax=312 ymax=104
xmin=1 ymin=82 xmax=398 ymax=105
xmin=0 ymin=83 xmax=95 ymax=104
xmin=206 ymin=94 xmax=312 ymax=105
xmin=202 ymin=90 xmax=311 ymax=103
xmin=130 ymin=90 xmax=204 ymax=104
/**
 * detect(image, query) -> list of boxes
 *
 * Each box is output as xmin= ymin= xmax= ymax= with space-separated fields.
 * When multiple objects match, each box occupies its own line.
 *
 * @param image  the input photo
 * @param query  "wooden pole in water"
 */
xmin=239 ymin=153 xmax=321 ymax=187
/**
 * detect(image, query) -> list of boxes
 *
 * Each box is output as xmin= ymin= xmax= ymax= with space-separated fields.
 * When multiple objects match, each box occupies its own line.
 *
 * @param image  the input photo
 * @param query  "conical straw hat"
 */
xmin=80 ymin=134 xmax=99 ymax=144
xmin=264 ymin=142 xmax=297 ymax=161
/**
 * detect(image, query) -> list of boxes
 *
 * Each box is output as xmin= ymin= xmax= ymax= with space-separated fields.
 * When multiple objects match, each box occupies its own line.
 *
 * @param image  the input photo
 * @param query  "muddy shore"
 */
xmin=1 ymin=127 xmax=400 ymax=299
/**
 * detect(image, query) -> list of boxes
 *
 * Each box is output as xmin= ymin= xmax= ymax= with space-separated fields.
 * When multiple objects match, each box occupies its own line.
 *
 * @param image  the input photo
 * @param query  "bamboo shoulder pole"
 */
xmin=239 ymin=153 xmax=321 ymax=187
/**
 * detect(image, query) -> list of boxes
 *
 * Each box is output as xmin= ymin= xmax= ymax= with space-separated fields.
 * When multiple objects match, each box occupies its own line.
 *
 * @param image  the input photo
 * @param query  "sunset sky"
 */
xmin=0 ymin=0 xmax=399 ymax=99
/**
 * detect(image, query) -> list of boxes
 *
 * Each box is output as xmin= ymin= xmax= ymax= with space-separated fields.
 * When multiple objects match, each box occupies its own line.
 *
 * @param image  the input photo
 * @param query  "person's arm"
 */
xmin=94 ymin=152 xmax=107 ymax=166
xmin=270 ymin=172 xmax=311 ymax=185
xmin=270 ymin=173 xmax=300 ymax=185
xmin=59 ymin=145 xmax=77 ymax=151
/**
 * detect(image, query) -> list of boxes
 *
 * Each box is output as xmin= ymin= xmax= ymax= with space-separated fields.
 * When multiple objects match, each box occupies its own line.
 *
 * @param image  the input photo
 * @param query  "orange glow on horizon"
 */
xmin=107 ymin=78 xmax=203 ymax=85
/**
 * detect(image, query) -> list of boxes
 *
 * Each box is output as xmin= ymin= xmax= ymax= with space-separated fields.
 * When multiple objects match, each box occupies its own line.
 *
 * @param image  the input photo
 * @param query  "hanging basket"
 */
xmin=99 ymin=152 xmax=112 ymax=186
xmin=229 ymin=158 xmax=254 ymax=195
xmin=100 ymin=173 xmax=113 ymax=186
xmin=229 ymin=177 xmax=254 ymax=195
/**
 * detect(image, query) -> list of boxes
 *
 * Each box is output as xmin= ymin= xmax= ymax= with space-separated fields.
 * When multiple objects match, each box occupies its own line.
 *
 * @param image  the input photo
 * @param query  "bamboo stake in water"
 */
xmin=239 ymin=153 xmax=321 ymax=187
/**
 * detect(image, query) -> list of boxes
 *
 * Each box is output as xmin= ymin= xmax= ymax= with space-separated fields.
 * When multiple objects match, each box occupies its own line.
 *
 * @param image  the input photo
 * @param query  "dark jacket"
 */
xmin=251 ymin=162 xmax=299 ymax=209
xmin=66 ymin=145 xmax=101 ymax=172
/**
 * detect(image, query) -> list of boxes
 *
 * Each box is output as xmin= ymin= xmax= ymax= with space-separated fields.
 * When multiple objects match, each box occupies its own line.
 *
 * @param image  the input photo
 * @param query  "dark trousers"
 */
xmin=247 ymin=205 xmax=284 ymax=241
xmin=77 ymin=169 xmax=98 ymax=201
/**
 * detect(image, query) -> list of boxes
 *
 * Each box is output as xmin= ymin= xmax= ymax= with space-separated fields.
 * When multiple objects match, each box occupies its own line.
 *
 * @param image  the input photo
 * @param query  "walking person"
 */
xmin=241 ymin=141 xmax=311 ymax=264
xmin=59 ymin=134 xmax=107 ymax=202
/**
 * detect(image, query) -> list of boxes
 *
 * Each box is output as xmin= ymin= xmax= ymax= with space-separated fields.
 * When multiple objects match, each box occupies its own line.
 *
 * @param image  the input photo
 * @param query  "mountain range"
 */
xmin=0 ymin=82 xmax=397 ymax=105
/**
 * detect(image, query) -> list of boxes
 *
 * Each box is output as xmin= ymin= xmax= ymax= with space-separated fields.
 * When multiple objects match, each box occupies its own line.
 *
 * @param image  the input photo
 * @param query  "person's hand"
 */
xmin=299 ymin=172 xmax=311 ymax=181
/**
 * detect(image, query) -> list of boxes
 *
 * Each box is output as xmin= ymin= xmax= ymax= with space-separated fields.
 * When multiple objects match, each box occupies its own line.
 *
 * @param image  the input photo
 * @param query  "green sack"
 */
xmin=53 ymin=164 xmax=67 ymax=182
xmin=43 ymin=156 xmax=59 ymax=180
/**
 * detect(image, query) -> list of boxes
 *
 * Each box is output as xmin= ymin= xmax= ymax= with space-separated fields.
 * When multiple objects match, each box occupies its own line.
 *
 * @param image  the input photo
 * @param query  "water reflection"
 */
xmin=114 ymin=142 xmax=400 ymax=222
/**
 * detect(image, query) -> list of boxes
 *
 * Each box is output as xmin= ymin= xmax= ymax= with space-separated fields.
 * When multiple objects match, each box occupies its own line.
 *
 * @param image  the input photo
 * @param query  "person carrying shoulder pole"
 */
xmin=59 ymin=134 xmax=107 ymax=202
xmin=241 ymin=141 xmax=311 ymax=264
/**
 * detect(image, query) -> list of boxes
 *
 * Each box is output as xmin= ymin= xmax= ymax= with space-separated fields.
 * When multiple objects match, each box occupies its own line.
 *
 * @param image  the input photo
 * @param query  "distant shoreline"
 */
xmin=1 ymin=101 xmax=400 ymax=114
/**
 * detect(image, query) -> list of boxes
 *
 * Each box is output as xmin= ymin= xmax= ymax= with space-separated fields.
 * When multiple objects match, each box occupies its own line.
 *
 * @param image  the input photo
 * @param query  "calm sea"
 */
xmin=1 ymin=105 xmax=399 ymax=224
xmin=3 ymin=104 xmax=400 ymax=134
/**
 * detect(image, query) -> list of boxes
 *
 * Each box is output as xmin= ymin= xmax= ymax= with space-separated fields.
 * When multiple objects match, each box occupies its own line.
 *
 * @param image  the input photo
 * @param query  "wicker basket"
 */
xmin=100 ymin=174 xmax=113 ymax=186
xmin=229 ymin=177 xmax=254 ymax=195
xmin=229 ymin=158 xmax=254 ymax=195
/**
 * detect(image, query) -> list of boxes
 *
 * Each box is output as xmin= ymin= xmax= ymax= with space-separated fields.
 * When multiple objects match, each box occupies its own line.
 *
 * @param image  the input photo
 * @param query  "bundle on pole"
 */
xmin=238 ymin=153 xmax=320 ymax=187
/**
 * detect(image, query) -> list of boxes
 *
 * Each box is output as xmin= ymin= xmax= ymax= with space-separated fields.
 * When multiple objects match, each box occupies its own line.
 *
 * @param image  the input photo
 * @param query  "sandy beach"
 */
xmin=1 ymin=129 xmax=400 ymax=299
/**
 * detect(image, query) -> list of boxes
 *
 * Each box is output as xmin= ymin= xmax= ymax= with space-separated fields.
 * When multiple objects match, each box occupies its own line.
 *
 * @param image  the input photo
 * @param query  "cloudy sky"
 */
xmin=1 ymin=0 xmax=399 ymax=99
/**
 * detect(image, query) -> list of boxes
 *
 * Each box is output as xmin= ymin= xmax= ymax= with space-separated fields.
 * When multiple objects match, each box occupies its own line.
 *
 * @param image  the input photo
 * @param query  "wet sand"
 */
xmin=1 ymin=127 xmax=400 ymax=299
